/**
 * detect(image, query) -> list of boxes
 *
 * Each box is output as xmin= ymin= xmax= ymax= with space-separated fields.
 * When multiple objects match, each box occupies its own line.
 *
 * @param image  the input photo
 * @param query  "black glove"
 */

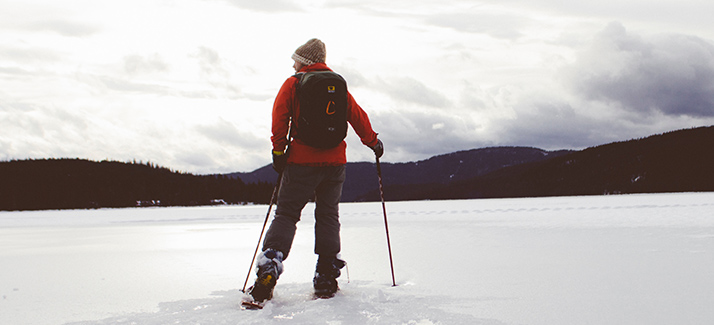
xmin=272 ymin=150 xmax=288 ymax=173
xmin=370 ymin=139 xmax=384 ymax=159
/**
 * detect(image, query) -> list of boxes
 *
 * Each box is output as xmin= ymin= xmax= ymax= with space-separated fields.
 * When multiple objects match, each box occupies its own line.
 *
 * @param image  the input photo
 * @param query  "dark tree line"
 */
xmin=0 ymin=159 xmax=275 ymax=211
xmin=3 ymin=126 xmax=712 ymax=210
xmin=356 ymin=126 xmax=714 ymax=201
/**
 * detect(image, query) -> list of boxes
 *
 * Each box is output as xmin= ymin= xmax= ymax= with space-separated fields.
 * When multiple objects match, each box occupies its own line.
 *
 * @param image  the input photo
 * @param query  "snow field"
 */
xmin=1 ymin=192 xmax=713 ymax=324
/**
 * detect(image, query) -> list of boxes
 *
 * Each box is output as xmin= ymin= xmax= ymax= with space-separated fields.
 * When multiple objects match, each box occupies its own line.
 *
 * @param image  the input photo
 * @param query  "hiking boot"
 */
xmin=247 ymin=273 xmax=276 ymax=302
xmin=248 ymin=249 xmax=284 ymax=302
xmin=313 ymin=256 xmax=346 ymax=298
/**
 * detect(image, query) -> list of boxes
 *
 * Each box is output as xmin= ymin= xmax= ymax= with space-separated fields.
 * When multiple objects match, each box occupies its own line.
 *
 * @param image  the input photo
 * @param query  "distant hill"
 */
xmin=0 ymin=159 xmax=274 ymax=211
xmin=370 ymin=126 xmax=714 ymax=201
xmin=341 ymin=147 xmax=573 ymax=201
xmin=227 ymin=147 xmax=573 ymax=201
xmin=231 ymin=126 xmax=714 ymax=202
xmin=3 ymin=126 xmax=712 ymax=211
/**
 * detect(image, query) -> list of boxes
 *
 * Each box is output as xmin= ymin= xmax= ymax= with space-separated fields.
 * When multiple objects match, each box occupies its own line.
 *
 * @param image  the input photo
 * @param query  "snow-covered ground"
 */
xmin=2 ymin=192 xmax=713 ymax=325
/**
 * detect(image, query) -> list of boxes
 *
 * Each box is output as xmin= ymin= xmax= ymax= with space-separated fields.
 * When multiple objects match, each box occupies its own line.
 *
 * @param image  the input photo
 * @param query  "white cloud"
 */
xmin=2 ymin=1 xmax=714 ymax=174
xmin=194 ymin=118 xmax=265 ymax=150
xmin=24 ymin=19 xmax=101 ymax=37
xmin=0 ymin=44 xmax=63 ymax=65
xmin=220 ymin=0 xmax=303 ymax=12
xmin=426 ymin=10 xmax=530 ymax=39
xmin=123 ymin=54 xmax=169 ymax=75
xmin=376 ymin=77 xmax=451 ymax=108
xmin=562 ymin=22 xmax=714 ymax=117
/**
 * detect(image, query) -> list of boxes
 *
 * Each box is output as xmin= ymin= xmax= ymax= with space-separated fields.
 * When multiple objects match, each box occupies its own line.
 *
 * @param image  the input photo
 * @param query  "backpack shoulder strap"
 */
xmin=287 ymin=72 xmax=305 ymax=141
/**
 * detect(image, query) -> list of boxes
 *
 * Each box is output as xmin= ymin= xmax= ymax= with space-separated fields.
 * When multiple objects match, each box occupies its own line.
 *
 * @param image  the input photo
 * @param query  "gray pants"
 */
xmin=262 ymin=164 xmax=346 ymax=260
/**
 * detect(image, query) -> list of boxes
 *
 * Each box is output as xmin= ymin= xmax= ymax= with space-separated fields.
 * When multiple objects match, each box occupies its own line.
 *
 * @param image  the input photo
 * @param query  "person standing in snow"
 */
xmin=247 ymin=38 xmax=384 ymax=302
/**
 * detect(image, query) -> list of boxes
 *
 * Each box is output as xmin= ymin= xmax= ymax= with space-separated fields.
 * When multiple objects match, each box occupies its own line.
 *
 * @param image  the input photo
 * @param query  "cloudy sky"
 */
xmin=2 ymin=0 xmax=714 ymax=174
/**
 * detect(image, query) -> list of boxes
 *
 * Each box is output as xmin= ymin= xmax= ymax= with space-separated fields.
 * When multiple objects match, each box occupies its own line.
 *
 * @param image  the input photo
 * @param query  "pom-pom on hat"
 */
xmin=292 ymin=38 xmax=326 ymax=66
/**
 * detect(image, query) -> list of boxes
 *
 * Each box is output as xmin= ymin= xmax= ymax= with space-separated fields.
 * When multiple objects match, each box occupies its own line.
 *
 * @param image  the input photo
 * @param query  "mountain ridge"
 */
xmin=226 ymin=147 xmax=575 ymax=201
xmin=230 ymin=126 xmax=714 ymax=202
xmin=2 ymin=125 xmax=712 ymax=211
xmin=364 ymin=126 xmax=714 ymax=201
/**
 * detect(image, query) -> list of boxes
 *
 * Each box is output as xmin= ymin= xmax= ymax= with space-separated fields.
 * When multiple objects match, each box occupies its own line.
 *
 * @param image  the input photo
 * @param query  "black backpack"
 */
xmin=292 ymin=71 xmax=348 ymax=149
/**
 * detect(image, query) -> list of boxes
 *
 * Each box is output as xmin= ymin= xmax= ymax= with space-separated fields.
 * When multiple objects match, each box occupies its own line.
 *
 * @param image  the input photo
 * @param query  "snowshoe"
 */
xmin=313 ymin=256 xmax=346 ymax=298
xmin=247 ymin=272 xmax=276 ymax=302
xmin=247 ymin=249 xmax=283 ymax=303
xmin=240 ymin=296 xmax=266 ymax=310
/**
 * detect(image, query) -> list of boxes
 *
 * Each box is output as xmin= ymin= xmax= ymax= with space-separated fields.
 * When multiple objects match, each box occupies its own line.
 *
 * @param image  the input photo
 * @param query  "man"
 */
xmin=248 ymin=38 xmax=384 ymax=302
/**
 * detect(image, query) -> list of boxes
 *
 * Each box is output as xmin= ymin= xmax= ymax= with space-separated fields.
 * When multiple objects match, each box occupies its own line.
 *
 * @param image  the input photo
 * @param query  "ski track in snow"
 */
xmin=65 ymin=282 xmax=498 ymax=325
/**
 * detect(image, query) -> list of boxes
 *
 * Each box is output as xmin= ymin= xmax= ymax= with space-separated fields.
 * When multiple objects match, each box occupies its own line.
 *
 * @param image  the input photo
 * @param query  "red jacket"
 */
xmin=271 ymin=63 xmax=378 ymax=166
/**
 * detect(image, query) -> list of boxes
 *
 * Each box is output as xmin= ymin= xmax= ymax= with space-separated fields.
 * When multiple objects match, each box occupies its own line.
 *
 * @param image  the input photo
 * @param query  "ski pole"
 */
xmin=376 ymin=156 xmax=397 ymax=287
xmin=241 ymin=171 xmax=283 ymax=293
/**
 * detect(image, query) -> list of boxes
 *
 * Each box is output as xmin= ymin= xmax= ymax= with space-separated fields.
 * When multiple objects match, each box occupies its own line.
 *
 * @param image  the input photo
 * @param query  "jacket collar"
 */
xmin=299 ymin=62 xmax=331 ymax=73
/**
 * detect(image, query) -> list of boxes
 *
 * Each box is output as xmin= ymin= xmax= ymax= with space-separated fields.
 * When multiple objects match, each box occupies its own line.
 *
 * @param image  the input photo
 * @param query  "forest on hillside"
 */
xmin=0 ymin=159 xmax=274 ymax=211
xmin=3 ymin=126 xmax=713 ymax=211
xmin=363 ymin=126 xmax=714 ymax=201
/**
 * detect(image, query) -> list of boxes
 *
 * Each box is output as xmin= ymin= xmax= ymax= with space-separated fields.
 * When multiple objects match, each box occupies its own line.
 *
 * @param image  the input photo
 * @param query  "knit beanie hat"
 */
xmin=292 ymin=38 xmax=326 ymax=66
